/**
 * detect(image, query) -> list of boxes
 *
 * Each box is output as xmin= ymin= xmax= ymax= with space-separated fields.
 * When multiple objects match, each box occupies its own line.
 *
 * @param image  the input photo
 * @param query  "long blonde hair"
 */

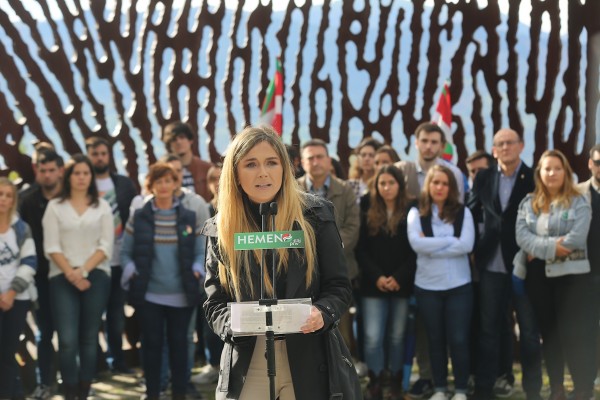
xmin=531 ymin=149 xmax=581 ymax=214
xmin=216 ymin=126 xmax=316 ymax=300
xmin=0 ymin=177 xmax=18 ymax=221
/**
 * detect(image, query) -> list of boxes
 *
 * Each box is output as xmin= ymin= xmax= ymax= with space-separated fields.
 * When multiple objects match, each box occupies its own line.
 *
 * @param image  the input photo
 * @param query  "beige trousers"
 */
xmin=239 ymin=335 xmax=296 ymax=400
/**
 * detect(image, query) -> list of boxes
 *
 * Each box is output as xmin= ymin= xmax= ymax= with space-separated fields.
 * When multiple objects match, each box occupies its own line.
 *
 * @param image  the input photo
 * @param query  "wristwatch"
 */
xmin=80 ymin=268 xmax=89 ymax=279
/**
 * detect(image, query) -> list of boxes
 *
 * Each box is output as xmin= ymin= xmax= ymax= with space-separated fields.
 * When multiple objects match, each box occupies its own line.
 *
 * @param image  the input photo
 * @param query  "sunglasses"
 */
xmin=592 ymin=159 xmax=600 ymax=167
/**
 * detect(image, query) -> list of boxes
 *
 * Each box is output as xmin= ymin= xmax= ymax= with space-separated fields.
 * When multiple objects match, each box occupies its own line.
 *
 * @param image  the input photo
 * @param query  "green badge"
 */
xmin=234 ymin=231 xmax=305 ymax=250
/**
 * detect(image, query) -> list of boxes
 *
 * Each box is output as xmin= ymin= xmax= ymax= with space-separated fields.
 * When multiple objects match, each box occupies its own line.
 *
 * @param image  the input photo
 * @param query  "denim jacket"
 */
xmin=513 ymin=193 xmax=591 ymax=278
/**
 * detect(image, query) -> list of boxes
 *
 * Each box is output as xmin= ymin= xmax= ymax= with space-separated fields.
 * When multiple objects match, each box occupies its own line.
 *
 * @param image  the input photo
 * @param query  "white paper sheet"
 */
xmin=229 ymin=299 xmax=312 ymax=336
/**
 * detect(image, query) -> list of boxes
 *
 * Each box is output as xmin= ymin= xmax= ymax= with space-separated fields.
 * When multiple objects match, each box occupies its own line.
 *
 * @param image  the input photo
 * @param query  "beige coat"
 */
xmin=297 ymin=175 xmax=360 ymax=280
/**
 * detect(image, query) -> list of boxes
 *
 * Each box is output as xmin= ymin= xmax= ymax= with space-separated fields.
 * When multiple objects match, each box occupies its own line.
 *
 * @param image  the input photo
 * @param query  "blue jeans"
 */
xmin=362 ymin=296 xmax=409 ymax=375
xmin=105 ymin=265 xmax=127 ymax=369
xmin=415 ymin=283 xmax=473 ymax=392
xmin=34 ymin=276 xmax=56 ymax=386
xmin=50 ymin=270 xmax=110 ymax=385
xmin=476 ymin=271 xmax=542 ymax=397
xmin=139 ymin=301 xmax=193 ymax=397
xmin=0 ymin=300 xmax=30 ymax=398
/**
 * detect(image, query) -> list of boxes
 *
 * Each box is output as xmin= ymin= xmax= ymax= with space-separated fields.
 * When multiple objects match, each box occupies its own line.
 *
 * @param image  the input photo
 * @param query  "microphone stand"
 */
xmin=259 ymin=202 xmax=277 ymax=400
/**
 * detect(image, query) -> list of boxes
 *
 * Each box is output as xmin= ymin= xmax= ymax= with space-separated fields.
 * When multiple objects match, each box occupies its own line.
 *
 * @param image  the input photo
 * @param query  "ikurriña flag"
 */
xmin=432 ymin=81 xmax=453 ymax=162
xmin=259 ymin=57 xmax=283 ymax=136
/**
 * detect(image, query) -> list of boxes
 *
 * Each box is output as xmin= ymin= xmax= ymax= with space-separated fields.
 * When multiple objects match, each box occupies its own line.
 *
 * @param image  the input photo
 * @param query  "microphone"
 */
xmin=259 ymin=203 xmax=271 ymax=299
xmin=269 ymin=202 xmax=278 ymax=299
xmin=269 ymin=202 xmax=278 ymax=216
xmin=259 ymin=203 xmax=271 ymax=217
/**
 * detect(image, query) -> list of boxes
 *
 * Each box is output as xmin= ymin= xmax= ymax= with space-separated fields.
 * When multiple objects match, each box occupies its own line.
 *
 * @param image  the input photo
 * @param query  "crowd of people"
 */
xmin=1 ymin=121 xmax=599 ymax=400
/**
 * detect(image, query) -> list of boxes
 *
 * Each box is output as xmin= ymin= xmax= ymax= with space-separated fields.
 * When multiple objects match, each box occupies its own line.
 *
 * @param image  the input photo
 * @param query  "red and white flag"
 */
xmin=432 ymin=81 xmax=454 ymax=162
xmin=259 ymin=57 xmax=283 ymax=136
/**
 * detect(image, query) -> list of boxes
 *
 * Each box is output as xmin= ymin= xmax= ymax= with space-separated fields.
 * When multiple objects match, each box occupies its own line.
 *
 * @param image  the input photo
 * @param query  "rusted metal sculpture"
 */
xmin=0 ymin=0 xmax=598 ymax=184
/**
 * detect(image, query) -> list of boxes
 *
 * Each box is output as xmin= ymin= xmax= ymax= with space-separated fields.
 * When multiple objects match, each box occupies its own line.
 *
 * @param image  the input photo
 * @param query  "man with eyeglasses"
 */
xmin=467 ymin=129 xmax=542 ymax=400
xmin=577 ymin=144 xmax=600 ymax=385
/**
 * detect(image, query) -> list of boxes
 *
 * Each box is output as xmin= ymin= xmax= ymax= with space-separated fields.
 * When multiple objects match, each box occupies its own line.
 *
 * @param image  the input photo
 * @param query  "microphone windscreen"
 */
xmin=259 ymin=202 xmax=271 ymax=216
xmin=270 ymin=202 xmax=278 ymax=215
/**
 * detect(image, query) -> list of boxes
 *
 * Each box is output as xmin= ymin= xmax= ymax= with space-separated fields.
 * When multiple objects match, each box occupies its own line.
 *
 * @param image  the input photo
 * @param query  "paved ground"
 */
xmin=45 ymin=367 xmax=218 ymax=400
xmin=80 ymin=368 xmax=600 ymax=400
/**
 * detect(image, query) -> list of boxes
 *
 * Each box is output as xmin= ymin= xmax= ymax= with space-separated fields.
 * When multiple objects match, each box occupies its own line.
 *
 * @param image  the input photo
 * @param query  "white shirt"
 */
xmin=42 ymin=198 xmax=114 ymax=278
xmin=0 ymin=229 xmax=19 ymax=294
xmin=407 ymin=205 xmax=474 ymax=291
xmin=0 ymin=222 xmax=37 ymax=300
xmin=96 ymin=177 xmax=123 ymax=266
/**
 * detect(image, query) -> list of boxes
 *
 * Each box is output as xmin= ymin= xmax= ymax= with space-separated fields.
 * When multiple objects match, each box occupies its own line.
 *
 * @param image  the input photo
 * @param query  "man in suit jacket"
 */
xmin=577 ymin=144 xmax=600 ymax=273
xmin=298 ymin=139 xmax=360 ymax=356
xmin=467 ymin=128 xmax=542 ymax=400
xmin=395 ymin=122 xmax=465 ymax=201
xmin=577 ymin=144 xmax=600 ymax=381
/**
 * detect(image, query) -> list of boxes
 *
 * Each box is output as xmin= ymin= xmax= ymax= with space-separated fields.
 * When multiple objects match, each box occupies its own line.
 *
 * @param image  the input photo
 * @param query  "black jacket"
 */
xmin=19 ymin=186 xmax=50 ymax=280
xmin=356 ymin=195 xmax=416 ymax=297
xmin=467 ymin=163 xmax=534 ymax=272
xmin=202 ymin=194 xmax=360 ymax=400
xmin=110 ymin=172 xmax=138 ymax=232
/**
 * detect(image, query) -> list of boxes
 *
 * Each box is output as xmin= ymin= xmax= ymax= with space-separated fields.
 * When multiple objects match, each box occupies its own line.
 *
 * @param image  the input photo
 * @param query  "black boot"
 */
xmin=63 ymin=384 xmax=79 ymax=400
xmin=548 ymin=385 xmax=566 ymax=400
xmin=389 ymin=370 xmax=403 ymax=400
xmin=379 ymin=369 xmax=393 ymax=400
xmin=365 ymin=370 xmax=382 ymax=400
xmin=78 ymin=381 xmax=91 ymax=400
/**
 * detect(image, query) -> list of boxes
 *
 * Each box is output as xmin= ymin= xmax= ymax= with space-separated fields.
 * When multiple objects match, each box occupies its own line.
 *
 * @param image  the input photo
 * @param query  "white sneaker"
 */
xmin=191 ymin=364 xmax=219 ymax=384
xmin=429 ymin=392 xmax=448 ymax=400
xmin=493 ymin=374 xmax=514 ymax=398
xmin=451 ymin=394 xmax=467 ymax=400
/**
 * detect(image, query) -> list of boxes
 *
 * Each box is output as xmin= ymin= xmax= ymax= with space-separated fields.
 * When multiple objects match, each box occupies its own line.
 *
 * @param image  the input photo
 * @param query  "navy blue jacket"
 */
xmin=128 ymin=201 xmax=201 ymax=307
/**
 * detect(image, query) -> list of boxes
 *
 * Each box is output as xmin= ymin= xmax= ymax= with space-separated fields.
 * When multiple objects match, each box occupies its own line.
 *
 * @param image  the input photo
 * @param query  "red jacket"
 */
xmin=188 ymin=155 xmax=213 ymax=202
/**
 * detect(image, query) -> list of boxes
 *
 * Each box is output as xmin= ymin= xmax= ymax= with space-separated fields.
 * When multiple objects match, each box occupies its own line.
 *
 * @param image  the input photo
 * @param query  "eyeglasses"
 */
xmin=493 ymin=140 xmax=520 ymax=148
xmin=592 ymin=159 xmax=600 ymax=167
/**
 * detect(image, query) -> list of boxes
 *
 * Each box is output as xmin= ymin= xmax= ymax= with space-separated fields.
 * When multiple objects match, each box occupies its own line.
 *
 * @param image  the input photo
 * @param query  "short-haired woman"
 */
xmin=121 ymin=162 xmax=205 ymax=400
